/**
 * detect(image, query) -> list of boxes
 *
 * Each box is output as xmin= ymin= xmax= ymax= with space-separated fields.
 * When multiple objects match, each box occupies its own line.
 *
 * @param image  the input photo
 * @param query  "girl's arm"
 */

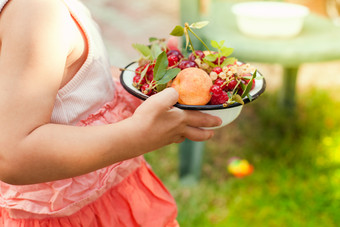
xmin=0 ymin=0 xmax=221 ymax=185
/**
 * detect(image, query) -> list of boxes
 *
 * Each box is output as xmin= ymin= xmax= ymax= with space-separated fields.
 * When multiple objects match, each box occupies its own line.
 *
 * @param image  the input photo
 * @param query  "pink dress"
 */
xmin=0 ymin=0 xmax=178 ymax=226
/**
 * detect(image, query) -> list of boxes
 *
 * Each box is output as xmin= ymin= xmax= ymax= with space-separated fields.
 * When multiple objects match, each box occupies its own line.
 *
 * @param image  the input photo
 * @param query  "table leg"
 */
xmin=179 ymin=139 xmax=205 ymax=185
xmin=279 ymin=66 xmax=299 ymax=110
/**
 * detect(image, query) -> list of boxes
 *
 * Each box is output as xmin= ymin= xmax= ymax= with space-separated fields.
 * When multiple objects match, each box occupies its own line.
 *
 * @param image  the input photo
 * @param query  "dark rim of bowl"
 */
xmin=120 ymin=62 xmax=266 ymax=110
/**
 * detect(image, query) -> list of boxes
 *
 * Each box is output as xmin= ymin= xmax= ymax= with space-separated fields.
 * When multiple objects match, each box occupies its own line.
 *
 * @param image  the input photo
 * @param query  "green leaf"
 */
xmin=221 ymin=47 xmax=234 ymax=57
xmin=203 ymin=58 xmax=217 ymax=68
xmin=241 ymin=69 xmax=257 ymax=98
xmin=232 ymin=94 xmax=244 ymax=105
xmin=221 ymin=57 xmax=237 ymax=67
xmin=170 ymin=25 xmax=184 ymax=36
xmin=247 ymin=93 xmax=253 ymax=102
xmin=155 ymin=84 xmax=167 ymax=92
xmin=156 ymin=68 xmax=181 ymax=85
xmin=211 ymin=40 xmax=219 ymax=49
xmin=132 ymin=43 xmax=151 ymax=58
xmin=151 ymin=44 xmax=163 ymax=60
xmin=149 ymin=37 xmax=158 ymax=42
xmin=153 ymin=51 xmax=168 ymax=81
xmin=189 ymin=21 xmax=209 ymax=29
xmin=204 ymin=54 xmax=218 ymax=62
xmin=140 ymin=64 xmax=149 ymax=81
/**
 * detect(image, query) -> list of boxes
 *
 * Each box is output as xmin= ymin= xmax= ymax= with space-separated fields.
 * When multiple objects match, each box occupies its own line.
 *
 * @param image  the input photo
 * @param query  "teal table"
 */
xmin=178 ymin=0 xmax=340 ymax=184
xmin=204 ymin=1 xmax=340 ymax=109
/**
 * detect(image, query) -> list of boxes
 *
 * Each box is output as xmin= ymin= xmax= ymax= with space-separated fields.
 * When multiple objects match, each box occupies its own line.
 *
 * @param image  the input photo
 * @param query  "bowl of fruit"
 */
xmin=120 ymin=22 xmax=266 ymax=129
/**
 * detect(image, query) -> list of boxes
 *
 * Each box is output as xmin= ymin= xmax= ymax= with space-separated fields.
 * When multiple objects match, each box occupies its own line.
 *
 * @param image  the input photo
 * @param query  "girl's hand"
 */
xmin=131 ymin=88 xmax=222 ymax=150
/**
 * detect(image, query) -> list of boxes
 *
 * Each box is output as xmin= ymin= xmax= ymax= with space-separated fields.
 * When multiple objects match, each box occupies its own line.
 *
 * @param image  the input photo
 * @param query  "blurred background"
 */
xmin=82 ymin=0 xmax=340 ymax=226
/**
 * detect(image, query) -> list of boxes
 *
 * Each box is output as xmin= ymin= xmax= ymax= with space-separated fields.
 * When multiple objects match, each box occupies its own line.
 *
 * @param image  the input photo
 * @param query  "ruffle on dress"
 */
xmin=0 ymin=81 xmax=179 ymax=226
xmin=0 ymin=162 xmax=179 ymax=227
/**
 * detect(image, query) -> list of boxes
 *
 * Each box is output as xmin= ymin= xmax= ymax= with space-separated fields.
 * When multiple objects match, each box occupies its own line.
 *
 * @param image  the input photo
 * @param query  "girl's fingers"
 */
xmin=183 ymin=126 xmax=215 ymax=142
xmin=144 ymin=88 xmax=179 ymax=111
xmin=184 ymin=110 xmax=222 ymax=128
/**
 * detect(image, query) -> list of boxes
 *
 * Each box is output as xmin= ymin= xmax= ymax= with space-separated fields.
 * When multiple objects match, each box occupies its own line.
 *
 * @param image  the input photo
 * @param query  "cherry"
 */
xmin=168 ymin=55 xmax=179 ymax=67
xmin=141 ymin=83 xmax=153 ymax=96
xmin=227 ymin=79 xmax=238 ymax=91
xmin=133 ymin=74 xmax=146 ymax=86
xmin=167 ymin=50 xmax=183 ymax=59
xmin=188 ymin=50 xmax=205 ymax=61
xmin=212 ymin=67 xmax=223 ymax=75
xmin=178 ymin=60 xmax=198 ymax=70
xmin=214 ymin=78 xmax=227 ymax=90
xmin=135 ymin=65 xmax=144 ymax=76
xmin=213 ymin=56 xmax=226 ymax=65
xmin=146 ymin=63 xmax=155 ymax=75
xmin=147 ymin=73 xmax=154 ymax=82
xmin=210 ymin=84 xmax=223 ymax=96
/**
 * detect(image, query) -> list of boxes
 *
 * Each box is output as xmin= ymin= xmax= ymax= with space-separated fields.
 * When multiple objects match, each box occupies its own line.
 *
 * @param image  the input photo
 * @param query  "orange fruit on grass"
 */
xmin=171 ymin=68 xmax=212 ymax=105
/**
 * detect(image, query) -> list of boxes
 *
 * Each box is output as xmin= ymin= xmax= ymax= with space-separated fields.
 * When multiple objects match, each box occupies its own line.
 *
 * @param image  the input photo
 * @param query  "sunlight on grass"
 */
xmin=145 ymin=88 xmax=340 ymax=227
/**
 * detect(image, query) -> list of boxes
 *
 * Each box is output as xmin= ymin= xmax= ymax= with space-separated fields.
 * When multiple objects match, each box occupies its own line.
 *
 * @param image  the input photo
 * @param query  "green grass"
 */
xmin=144 ymin=88 xmax=340 ymax=227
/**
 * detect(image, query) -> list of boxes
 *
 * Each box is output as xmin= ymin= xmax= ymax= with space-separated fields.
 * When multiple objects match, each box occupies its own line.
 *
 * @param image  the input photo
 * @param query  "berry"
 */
xmin=167 ymin=55 xmax=179 ymax=67
xmin=212 ymin=67 xmax=223 ymax=75
xmin=147 ymin=73 xmax=154 ymax=82
xmin=135 ymin=65 xmax=144 ymax=76
xmin=227 ymin=79 xmax=238 ymax=91
xmin=210 ymin=90 xmax=229 ymax=105
xmin=214 ymin=78 xmax=227 ymax=90
xmin=146 ymin=63 xmax=155 ymax=75
xmin=133 ymin=74 xmax=146 ymax=87
xmin=210 ymin=84 xmax=223 ymax=96
xmin=188 ymin=50 xmax=205 ymax=61
xmin=218 ymin=91 xmax=229 ymax=103
xmin=178 ymin=60 xmax=198 ymax=70
xmin=141 ymin=83 xmax=153 ymax=96
xmin=213 ymin=56 xmax=226 ymax=65
xmin=167 ymin=50 xmax=183 ymax=59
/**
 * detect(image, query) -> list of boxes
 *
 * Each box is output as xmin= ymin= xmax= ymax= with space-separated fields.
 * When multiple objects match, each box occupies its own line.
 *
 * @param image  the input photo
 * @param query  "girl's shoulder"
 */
xmin=0 ymin=0 xmax=73 ymax=45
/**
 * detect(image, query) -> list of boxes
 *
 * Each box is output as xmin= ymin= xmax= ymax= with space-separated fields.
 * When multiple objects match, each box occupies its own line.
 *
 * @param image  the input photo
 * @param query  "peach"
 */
xmin=171 ymin=68 xmax=212 ymax=105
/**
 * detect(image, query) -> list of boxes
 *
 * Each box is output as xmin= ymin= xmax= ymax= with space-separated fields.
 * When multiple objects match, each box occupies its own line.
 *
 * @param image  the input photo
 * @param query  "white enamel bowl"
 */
xmin=231 ymin=1 xmax=310 ymax=38
xmin=120 ymin=62 xmax=266 ymax=129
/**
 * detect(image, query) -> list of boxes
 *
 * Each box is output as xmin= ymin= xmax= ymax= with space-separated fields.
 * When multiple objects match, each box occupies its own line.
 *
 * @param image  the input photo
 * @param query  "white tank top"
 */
xmin=53 ymin=0 xmax=115 ymax=125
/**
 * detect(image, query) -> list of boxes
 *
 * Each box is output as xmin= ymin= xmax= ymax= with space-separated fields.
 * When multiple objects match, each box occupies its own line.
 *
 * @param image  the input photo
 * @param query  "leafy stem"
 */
xmin=171 ymin=21 xmax=211 ymax=54
xmin=185 ymin=23 xmax=211 ymax=52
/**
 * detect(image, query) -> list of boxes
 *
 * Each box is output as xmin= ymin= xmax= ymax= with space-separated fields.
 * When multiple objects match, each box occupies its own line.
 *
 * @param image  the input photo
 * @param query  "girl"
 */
xmin=0 ymin=0 xmax=221 ymax=226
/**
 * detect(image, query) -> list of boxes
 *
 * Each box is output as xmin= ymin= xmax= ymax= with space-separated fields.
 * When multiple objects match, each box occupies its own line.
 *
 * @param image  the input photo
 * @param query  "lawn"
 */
xmin=144 ymin=87 xmax=340 ymax=227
